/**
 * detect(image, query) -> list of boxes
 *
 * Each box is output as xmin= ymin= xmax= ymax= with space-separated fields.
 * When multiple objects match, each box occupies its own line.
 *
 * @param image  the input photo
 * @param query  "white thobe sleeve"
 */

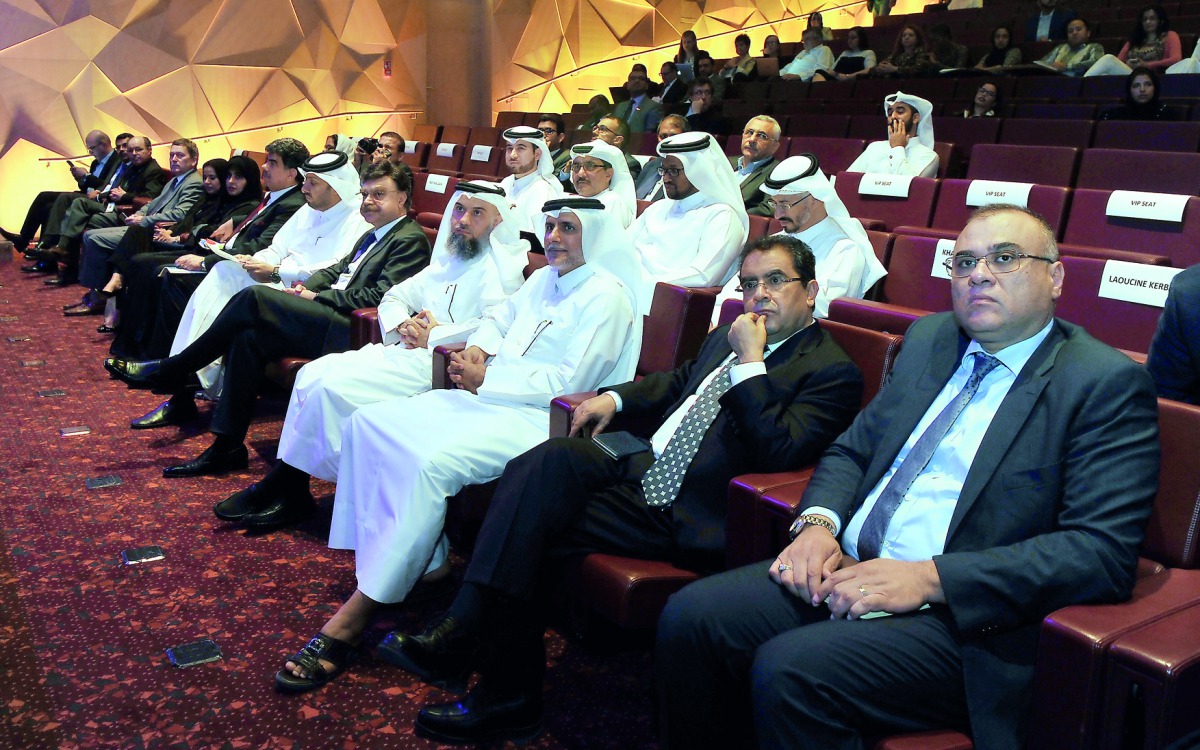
xmin=425 ymin=260 xmax=516 ymax=349
xmin=817 ymin=46 xmax=835 ymax=70
xmin=277 ymin=254 xmax=341 ymax=287
xmin=668 ymin=205 xmax=746 ymax=287
xmin=377 ymin=272 xmax=427 ymax=344
xmin=813 ymin=238 xmax=867 ymax=319
xmin=466 ymin=283 xmax=524 ymax=356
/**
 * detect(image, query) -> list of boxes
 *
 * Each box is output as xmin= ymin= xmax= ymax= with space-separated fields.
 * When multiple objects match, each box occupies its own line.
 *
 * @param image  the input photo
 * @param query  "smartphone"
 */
xmin=67 ymin=160 xmax=78 ymax=168
xmin=120 ymin=545 xmax=164 ymax=564
xmin=166 ymin=639 xmax=222 ymax=668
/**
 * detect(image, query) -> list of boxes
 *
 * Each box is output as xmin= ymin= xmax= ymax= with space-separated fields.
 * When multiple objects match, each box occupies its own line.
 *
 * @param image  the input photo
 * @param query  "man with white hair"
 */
xmin=779 ymin=27 xmax=836 ymax=81
xmin=712 ymin=153 xmax=888 ymax=324
xmin=847 ymin=92 xmax=939 ymax=178
xmin=127 ymin=151 xmax=371 ymax=429
xmin=499 ymin=126 xmax=565 ymax=237
xmin=269 ymin=198 xmax=640 ymax=695
xmin=731 ymin=115 xmax=784 ymax=217
xmin=627 ymin=131 xmax=749 ymax=313
xmin=212 ymin=180 xmax=529 ymax=528
xmin=567 ymin=140 xmax=637 ymax=228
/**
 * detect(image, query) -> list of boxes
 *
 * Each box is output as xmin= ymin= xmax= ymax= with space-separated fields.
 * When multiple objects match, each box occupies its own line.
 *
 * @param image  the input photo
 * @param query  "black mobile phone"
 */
xmin=166 ymin=639 xmax=222 ymax=668
xmin=67 ymin=160 xmax=78 ymax=168
xmin=120 ymin=545 xmax=164 ymax=564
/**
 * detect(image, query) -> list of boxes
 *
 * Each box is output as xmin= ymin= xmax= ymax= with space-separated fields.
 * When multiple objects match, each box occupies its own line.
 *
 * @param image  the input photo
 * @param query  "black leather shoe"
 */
xmin=0 ymin=227 xmax=24 ymax=246
xmin=96 ymin=324 xmax=116 ymax=334
xmin=43 ymin=274 xmax=77 ymax=286
xmin=20 ymin=260 xmax=54 ymax=274
xmin=415 ymin=683 xmax=543 ymax=745
xmin=376 ymin=615 xmax=479 ymax=694
xmin=213 ymin=483 xmax=276 ymax=522
xmin=163 ymin=442 xmax=249 ymax=478
xmin=241 ymin=490 xmax=317 ymax=530
xmin=130 ymin=398 xmax=198 ymax=429
xmin=107 ymin=358 xmax=168 ymax=390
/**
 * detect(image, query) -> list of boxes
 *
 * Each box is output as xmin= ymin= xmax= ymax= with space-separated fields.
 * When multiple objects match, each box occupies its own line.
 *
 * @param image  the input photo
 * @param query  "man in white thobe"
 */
xmin=272 ymin=198 xmax=641 ymax=695
xmin=567 ymin=139 xmax=636 ymax=228
xmin=212 ymin=180 xmax=529 ymax=526
xmin=711 ymin=154 xmax=888 ymax=324
xmin=499 ymin=126 xmax=565 ymax=238
xmin=162 ymin=151 xmax=369 ymax=405
xmin=847 ymin=92 xmax=939 ymax=178
xmin=626 ymin=130 xmax=750 ymax=315
xmin=779 ymin=28 xmax=836 ymax=81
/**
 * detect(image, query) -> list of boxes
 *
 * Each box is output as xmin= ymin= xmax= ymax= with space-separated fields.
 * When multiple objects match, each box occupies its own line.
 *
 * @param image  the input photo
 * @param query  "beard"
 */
xmin=447 ymin=232 xmax=484 ymax=260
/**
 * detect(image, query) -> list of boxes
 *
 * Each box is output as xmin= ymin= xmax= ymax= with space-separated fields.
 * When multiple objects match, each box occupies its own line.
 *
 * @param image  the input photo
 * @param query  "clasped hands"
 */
xmin=770 ymin=525 xmax=942 ymax=620
xmin=447 ymin=345 xmax=488 ymax=394
xmin=395 ymin=309 xmax=439 ymax=350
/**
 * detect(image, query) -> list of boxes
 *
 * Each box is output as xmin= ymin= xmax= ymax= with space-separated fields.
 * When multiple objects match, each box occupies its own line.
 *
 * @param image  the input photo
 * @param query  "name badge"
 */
xmin=965 ymin=179 xmax=1033 ymax=208
xmin=426 ymin=174 xmax=449 ymax=193
xmin=470 ymin=145 xmax=492 ymax=162
xmin=404 ymin=141 xmax=418 ymax=154
xmin=1098 ymin=260 xmax=1182 ymax=308
xmin=1105 ymin=190 xmax=1189 ymax=223
xmin=436 ymin=142 xmax=456 ymax=158
xmin=930 ymin=238 xmax=956 ymax=280
xmin=857 ymin=173 xmax=913 ymax=198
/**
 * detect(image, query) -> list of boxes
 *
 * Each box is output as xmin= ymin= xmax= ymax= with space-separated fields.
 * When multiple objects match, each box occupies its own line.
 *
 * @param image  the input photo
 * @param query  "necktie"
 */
xmin=641 ymin=358 xmax=738 ymax=507
xmin=856 ymin=352 xmax=1003 ymax=560
xmin=350 ymin=231 xmax=377 ymax=263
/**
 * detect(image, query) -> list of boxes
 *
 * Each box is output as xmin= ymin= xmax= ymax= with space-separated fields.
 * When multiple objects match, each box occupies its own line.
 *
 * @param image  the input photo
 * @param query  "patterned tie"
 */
xmin=231 ymin=196 xmax=269 ymax=236
xmin=641 ymin=358 xmax=738 ymax=507
xmin=350 ymin=231 xmax=377 ymax=263
xmin=856 ymin=352 xmax=1003 ymax=560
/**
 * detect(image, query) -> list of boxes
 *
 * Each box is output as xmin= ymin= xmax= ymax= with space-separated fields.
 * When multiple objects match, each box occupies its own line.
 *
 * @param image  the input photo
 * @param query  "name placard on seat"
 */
xmin=930 ymin=238 xmax=956 ymax=280
xmin=426 ymin=174 xmax=450 ymax=193
xmin=1099 ymin=259 xmax=1183 ymax=307
xmin=470 ymin=145 xmax=492 ymax=162
xmin=435 ymin=143 xmax=457 ymax=157
xmin=857 ymin=173 xmax=913 ymax=198
xmin=404 ymin=142 xmax=418 ymax=154
xmin=966 ymin=180 xmax=1033 ymax=208
xmin=1105 ymin=191 xmax=1189 ymax=222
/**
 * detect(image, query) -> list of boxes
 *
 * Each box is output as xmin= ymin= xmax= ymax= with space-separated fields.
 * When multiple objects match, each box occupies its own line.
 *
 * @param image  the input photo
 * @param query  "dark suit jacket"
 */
xmin=613 ymin=96 xmax=665 ymax=133
xmin=804 ymin=312 xmax=1160 ymax=749
xmin=113 ymin=159 xmax=167 ymax=204
xmin=1025 ymin=8 xmax=1076 ymax=41
xmin=728 ymin=155 xmax=779 ymax=217
xmin=660 ymin=78 xmax=687 ymax=105
xmin=202 ymin=186 xmax=307 ymax=266
xmin=307 ymin=216 xmax=431 ymax=317
xmin=607 ymin=321 xmax=863 ymax=562
xmin=686 ymin=108 xmax=728 ymax=136
xmin=1147 ymin=264 xmax=1200 ymax=404
xmin=78 ymin=152 xmax=121 ymax=191
xmin=635 ymin=157 xmax=664 ymax=200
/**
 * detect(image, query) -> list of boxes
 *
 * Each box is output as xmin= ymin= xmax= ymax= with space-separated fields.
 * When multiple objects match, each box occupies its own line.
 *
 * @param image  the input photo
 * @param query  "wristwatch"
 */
xmin=269 ymin=266 xmax=281 ymax=284
xmin=788 ymin=513 xmax=836 ymax=540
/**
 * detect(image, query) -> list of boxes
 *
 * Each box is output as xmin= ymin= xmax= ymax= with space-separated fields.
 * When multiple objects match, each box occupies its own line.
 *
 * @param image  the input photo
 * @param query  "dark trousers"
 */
xmin=654 ymin=564 xmax=971 ymax=750
xmin=164 ymin=285 xmax=350 ymax=442
xmin=17 ymin=190 xmax=70 ymax=245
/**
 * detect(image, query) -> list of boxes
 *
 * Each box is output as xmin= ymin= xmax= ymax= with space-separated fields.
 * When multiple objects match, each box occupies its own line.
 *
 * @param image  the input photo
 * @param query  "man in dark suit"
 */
xmin=1025 ymin=0 xmax=1076 ymax=41
xmin=635 ymin=115 xmax=689 ymax=201
xmin=1147 ymin=263 xmax=1200 ymax=404
xmin=657 ymin=61 xmax=688 ymax=106
xmin=655 ymin=204 xmax=1161 ymax=750
xmin=109 ymin=138 xmax=310 ymax=360
xmin=107 ymin=160 xmax=431 ymax=478
xmin=684 ymin=77 xmax=727 ymax=136
xmin=6 ymin=130 xmax=127 ymax=257
xmin=612 ymin=68 xmax=664 ymax=133
xmin=379 ymin=235 xmax=864 ymax=745
xmin=730 ymin=114 xmax=782 ymax=216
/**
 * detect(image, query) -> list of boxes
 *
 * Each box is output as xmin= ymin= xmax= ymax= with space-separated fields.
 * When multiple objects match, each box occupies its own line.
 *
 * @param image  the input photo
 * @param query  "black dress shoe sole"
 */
xmin=414 ymin=714 xmax=542 ymax=745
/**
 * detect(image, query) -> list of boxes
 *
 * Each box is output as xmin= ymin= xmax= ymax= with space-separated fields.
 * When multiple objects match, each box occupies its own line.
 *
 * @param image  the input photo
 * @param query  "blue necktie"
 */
xmin=856 ymin=352 xmax=1003 ymax=560
xmin=350 ymin=231 xmax=377 ymax=263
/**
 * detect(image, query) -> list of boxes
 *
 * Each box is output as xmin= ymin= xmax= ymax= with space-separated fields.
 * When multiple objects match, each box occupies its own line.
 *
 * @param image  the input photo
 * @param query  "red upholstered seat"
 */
xmin=1062 ymin=189 xmax=1200 ymax=269
xmin=410 ymin=172 xmax=460 ymax=215
xmin=998 ymin=118 xmax=1094 ymax=149
xmin=966 ymin=143 xmax=1079 ymax=187
xmin=834 ymin=172 xmax=939 ymax=232
xmin=399 ymin=141 xmax=430 ymax=171
xmin=1076 ymin=149 xmax=1200 ymax=194
xmin=425 ymin=142 xmax=466 ymax=177
xmin=787 ymin=137 xmax=866 ymax=175
xmin=1092 ymin=121 xmax=1200 ymax=153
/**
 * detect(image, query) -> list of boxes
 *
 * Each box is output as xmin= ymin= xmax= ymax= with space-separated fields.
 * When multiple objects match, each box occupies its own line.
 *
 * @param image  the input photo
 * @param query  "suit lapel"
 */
xmin=343 ymin=219 xmax=405 ymax=286
xmin=945 ymin=324 xmax=1064 ymax=542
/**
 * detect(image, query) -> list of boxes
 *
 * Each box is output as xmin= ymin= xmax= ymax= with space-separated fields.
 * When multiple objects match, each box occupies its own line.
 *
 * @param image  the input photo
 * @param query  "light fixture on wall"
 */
xmin=383 ymin=60 xmax=392 ymax=79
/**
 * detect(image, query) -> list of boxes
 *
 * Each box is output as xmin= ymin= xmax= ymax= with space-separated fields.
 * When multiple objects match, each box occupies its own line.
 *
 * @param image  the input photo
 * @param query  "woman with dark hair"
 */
xmin=872 ymin=24 xmax=939 ymax=77
xmin=674 ymin=30 xmax=708 ymax=67
xmin=824 ymin=27 xmax=877 ymax=80
xmin=962 ymin=81 xmax=1002 ymax=117
xmin=975 ymin=25 xmax=1023 ymax=71
xmin=1100 ymin=66 xmax=1178 ymax=120
xmin=1087 ymin=5 xmax=1182 ymax=75
xmin=720 ymin=33 xmax=758 ymax=81
xmin=807 ymin=11 xmax=833 ymax=41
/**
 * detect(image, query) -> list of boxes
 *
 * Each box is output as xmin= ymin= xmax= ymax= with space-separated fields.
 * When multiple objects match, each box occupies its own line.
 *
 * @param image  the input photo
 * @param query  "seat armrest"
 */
xmin=550 ymin=392 xmax=596 ymax=438
xmin=725 ymin=470 xmax=815 ymax=569
xmin=432 ymin=343 xmax=468 ymax=390
xmin=350 ymin=307 xmax=381 ymax=348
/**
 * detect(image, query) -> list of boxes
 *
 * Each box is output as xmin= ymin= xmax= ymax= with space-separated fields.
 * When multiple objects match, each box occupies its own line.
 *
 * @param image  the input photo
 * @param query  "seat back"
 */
xmin=819 ymin=320 xmax=904 ymax=409
xmin=1053 ymin=255 xmax=1164 ymax=355
xmin=467 ymin=126 xmax=500 ymax=148
xmin=827 ymin=297 xmax=927 ymax=335
xmin=1062 ymin=189 xmax=1200 ymax=269
xmin=1076 ymin=149 xmax=1200 ymax=194
xmin=636 ymin=283 xmax=718 ymax=377
xmin=1092 ymin=121 xmax=1200 ymax=153
xmin=461 ymin=140 xmax=504 ymax=178
xmin=834 ymin=172 xmax=939 ymax=231
xmin=412 ymin=123 xmax=440 ymax=144
xmin=410 ymin=172 xmax=459 ymax=215
xmin=494 ymin=111 xmax=525 ymax=130
xmin=425 ymin=142 xmax=465 ymax=177
xmin=1014 ymin=76 xmax=1084 ymax=100
xmin=935 ymin=118 xmax=1002 ymax=162
xmin=880 ymin=233 xmax=951 ymax=312
xmin=967 ymin=144 xmax=1079 ymax=187
xmin=439 ymin=124 xmax=471 ymax=145
xmin=787 ymin=137 xmax=866 ymax=176
xmin=399 ymin=141 xmax=431 ymax=171
xmin=998 ymin=118 xmax=1094 ymax=149
xmin=783 ymin=114 xmax=849 ymax=138
xmin=930 ymin=179 xmax=1071 ymax=238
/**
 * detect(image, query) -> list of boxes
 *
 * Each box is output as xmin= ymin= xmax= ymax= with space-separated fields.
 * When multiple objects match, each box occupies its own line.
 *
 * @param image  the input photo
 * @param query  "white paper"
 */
xmin=1098 ymin=260 xmax=1183 ymax=308
xmin=436 ymin=142 xmax=456 ymax=158
xmin=404 ymin=141 xmax=418 ymax=154
xmin=965 ymin=179 xmax=1034 ymax=208
xmin=470 ymin=145 xmax=492 ymax=162
xmin=856 ymin=173 xmax=913 ymax=198
xmin=426 ymin=174 xmax=449 ymax=193
xmin=931 ymin=238 xmax=956 ymax=280
xmin=1105 ymin=190 xmax=1189 ymax=223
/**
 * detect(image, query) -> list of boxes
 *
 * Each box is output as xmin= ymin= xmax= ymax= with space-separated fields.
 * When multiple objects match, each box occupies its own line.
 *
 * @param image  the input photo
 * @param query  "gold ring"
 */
xmin=858 ymin=585 xmax=868 ymax=598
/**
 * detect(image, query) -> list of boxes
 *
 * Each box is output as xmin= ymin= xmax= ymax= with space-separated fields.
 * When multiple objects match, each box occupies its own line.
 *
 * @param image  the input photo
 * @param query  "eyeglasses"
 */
xmin=358 ymin=188 xmax=398 ymax=203
xmin=976 ymin=87 xmax=997 ymax=97
xmin=592 ymin=123 xmax=615 ymax=136
xmin=536 ymin=127 xmax=559 ymax=135
xmin=570 ymin=161 xmax=610 ymax=173
xmin=944 ymin=250 xmax=1055 ymax=277
xmin=656 ymin=166 xmax=684 ymax=178
xmin=742 ymin=129 xmax=778 ymax=142
xmin=768 ymin=195 xmax=810 ymax=211
xmin=736 ymin=273 xmax=805 ymax=295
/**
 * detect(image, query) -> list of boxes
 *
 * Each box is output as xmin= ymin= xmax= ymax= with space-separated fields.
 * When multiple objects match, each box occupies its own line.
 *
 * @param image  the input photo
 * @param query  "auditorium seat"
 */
xmin=902 ymin=179 xmax=1071 ymax=238
xmin=827 ymin=297 xmax=926 ymax=334
xmin=425 ymin=142 xmax=466 ymax=177
xmin=460 ymin=139 xmax=505 ymax=179
xmin=1011 ymin=102 xmax=1096 ymax=120
xmin=967 ymin=143 xmax=1079 ymax=187
xmin=747 ymin=215 xmax=771 ymax=244
xmin=998 ymin=118 xmax=1094 ymax=149
xmin=410 ymin=172 xmax=460 ymax=216
xmin=1063 ymin=189 xmax=1200 ymax=268
xmin=787 ymin=137 xmax=866 ymax=175
xmin=806 ymin=79 xmax=855 ymax=100
xmin=933 ymin=118 xmax=1001 ymax=172
xmin=783 ymin=114 xmax=850 ymax=139
xmin=494 ymin=111 xmax=525 ymax=130
xmin=1053 ymin=254 xmax=1165 ymax=354
xmin=412 ymin=123 xmax=440 ymax=144
xmin=1076 ymin=148 xmax=1200 ymax=194
xmin=834 ymin=172 xmax=939 ymax=231
xmin=467 ymin=126 xmax=500 ymax=148
xmin=399 ymin=141 xmax=430 ymax=171
xmin=847 ymin=114 xmax=885 ymax=141
xmin=438 ymin=124 xmax=471 ymax=145
xmin=879 ymin=233 xmax=951 ymax=311
xmin=1014 ymin=74 xmax=1083 ymax=101
xmin=1160 ymin=73 xmax=1200 ymax=98
xmin=825 ymin=100 xmax=882 ymax=117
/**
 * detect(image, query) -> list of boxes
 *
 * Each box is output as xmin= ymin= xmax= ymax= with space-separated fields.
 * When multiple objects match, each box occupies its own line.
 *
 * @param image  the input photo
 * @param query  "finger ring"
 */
xmin=858 ymin=585 xmax=868 ymax=598
xmin=778 ymin=563 xmax=792 ymax=573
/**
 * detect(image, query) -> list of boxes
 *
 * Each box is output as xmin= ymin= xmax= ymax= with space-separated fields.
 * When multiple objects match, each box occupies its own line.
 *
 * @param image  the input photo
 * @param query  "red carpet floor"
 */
xmin=0 ymin=254 xmax=658 ymax=749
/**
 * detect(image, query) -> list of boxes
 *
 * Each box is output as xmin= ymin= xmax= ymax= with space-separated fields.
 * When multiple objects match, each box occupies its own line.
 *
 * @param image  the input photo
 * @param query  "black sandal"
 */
xmin=274 ymin=632 xmax=358 ymax=693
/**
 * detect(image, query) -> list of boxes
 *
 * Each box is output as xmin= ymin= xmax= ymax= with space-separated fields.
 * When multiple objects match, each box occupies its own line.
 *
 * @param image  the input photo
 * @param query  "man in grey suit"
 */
xmin=729 ymin=115 xmax=782 ymax=217
xmin=635 ymin=114 xmax=689 ymax=200
xmin=656 ymin=204 xmax=1161 ymax=750
xmin=1147 ymin=263 xmax=1200 ymax=404
xmin=107 ymin=160 xmax=431 ymax=479
xmin=68 ymin=138 xmax=205 ymax=316
xmin=612 ymin=68 xmax=664 ymax=133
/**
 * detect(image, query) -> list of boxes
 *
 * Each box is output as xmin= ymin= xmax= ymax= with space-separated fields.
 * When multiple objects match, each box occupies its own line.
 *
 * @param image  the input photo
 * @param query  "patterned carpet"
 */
xmin=0 ymin=255 xmax=658 ymax=750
